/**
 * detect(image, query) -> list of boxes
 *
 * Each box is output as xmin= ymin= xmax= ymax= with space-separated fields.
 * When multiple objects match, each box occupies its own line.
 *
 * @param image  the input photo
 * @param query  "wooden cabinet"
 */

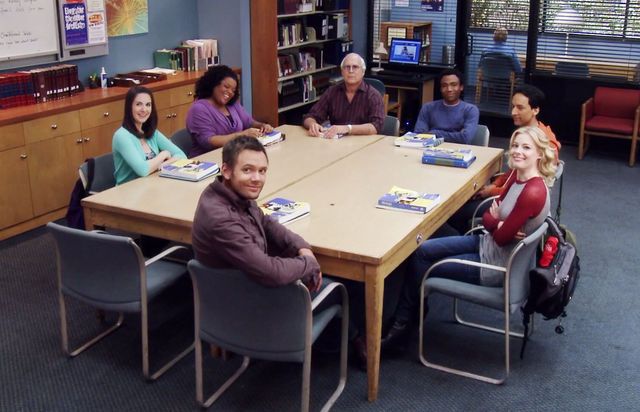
xmin=251 ymin=0 xmax=352 ymax=127
xmin=0 ymin=146 xmax=34 ymax=229
xmin=156 ymin=83 xmax=195 ymax=136
xmin=380 ymin=21 xmax=433 ymax=64
xmin=0 ymin=71 xmax=202 ymax=239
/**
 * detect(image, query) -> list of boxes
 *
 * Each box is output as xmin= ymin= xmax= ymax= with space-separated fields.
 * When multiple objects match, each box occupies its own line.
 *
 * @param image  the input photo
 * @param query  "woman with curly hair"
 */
xmin=186 ymin=65 xmax=273 ymax=157
xmin=382 ymin=126 xmax=557 ymax=349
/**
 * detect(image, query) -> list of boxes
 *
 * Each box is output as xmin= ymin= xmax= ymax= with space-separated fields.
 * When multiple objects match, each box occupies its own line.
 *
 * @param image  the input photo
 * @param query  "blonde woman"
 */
xmin=382 ymin=126 xmax=557 ymax=348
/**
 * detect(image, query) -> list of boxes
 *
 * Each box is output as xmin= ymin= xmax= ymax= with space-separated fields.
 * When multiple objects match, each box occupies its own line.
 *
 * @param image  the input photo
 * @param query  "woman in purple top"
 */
xmin=186 ymin=65 xmax=273 ymax=157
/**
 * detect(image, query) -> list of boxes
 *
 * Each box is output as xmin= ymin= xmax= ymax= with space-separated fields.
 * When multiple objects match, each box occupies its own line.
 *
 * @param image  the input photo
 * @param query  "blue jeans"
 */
xmin=395 ymin=235 xmax=482 ymax=324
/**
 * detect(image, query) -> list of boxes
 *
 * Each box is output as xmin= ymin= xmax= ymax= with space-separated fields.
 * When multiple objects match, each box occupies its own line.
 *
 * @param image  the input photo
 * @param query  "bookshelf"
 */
xmin=251 ymin=1 xmax=352 ymax=126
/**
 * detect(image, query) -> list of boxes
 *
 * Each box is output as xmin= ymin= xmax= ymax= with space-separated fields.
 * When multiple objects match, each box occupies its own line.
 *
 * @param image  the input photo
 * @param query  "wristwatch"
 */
xmin=347 ymin=124 xmax=352 ymax=134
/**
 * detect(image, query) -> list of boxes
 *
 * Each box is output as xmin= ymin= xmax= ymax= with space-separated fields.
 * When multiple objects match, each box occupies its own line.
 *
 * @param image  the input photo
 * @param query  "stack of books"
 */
xmin=159 ymin=159 xmax=220 ymax=182
xmin=260 ymin=197 xmax=310 ymax=224
xmin=0 ymin=72 xmax=35 ymax=109
xmin=154 ymin=39 xmax=218 ymax=72
xmin=421 ymin=147 xmax=476 ymax=168
xmin=377 ymin=186 xmax=441 ymax=214
xmin=394 ymin=132 xmax=443 ymax=149
xmin=258 ymin=131 xmax=285 ymax=146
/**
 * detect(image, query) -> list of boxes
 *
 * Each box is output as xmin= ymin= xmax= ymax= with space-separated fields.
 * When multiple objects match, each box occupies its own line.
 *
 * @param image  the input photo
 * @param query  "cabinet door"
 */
xmin=23 ymin=111 xmax=81 ymax=144
xmin=157 ymin=106 xmax=175 ymax=136
xmin=172 ymin=103 xmax=190 ymax=135
xmin=27 ymin=133 xmax=80 ymax=216
xmin=81 ymin=122 xmax=120 ymax=159
xmin=0 ymin=147 xmax=34 ymax=229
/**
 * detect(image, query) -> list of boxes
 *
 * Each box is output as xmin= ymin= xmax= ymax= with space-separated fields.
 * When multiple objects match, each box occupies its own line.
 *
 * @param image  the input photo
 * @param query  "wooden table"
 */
xmin=82 ymin=126 xmax=503 ymax=401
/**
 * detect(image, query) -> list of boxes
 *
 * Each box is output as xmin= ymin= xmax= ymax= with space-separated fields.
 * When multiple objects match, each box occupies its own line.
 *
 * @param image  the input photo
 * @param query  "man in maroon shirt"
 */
xmin=192 ymin=136 xmax=322 ymax=290
xmin=303 ymin=53 xmax=385 ymax=139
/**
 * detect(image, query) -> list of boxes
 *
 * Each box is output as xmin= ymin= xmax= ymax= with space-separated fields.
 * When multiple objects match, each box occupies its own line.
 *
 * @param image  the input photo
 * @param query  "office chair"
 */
xmin=79 ymin=152 xmax=115 ymax=194
xmin=418 ymin=221 xmax=549 ymax=384
xmin=469 ymin=124 xmax=490 ymax=147
xmin=171 ymin=128 xmax=194 ymax=158
xmin=47 ymin=222 xmax=194 ymax=381
xmin=475 ymin=52 xmax=516 ymax=113
xmin=555 ymin=61 xmax=590 ymax=78
xmin=382 ymin=115 xmax=400 ymax=136
xmin=364 ymin=77 xmax=398 ymax=118
xmin=188 ymin=260 xmax=348 ymax=411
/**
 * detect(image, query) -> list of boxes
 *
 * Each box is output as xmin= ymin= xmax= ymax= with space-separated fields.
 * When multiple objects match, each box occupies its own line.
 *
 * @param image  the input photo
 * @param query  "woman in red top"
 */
xmin=382 ymin=126 xmax=557 ymax=349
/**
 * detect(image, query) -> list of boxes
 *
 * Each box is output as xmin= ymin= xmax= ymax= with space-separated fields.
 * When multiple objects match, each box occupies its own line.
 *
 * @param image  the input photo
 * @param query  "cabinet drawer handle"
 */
xmin=20 ymin=154 xmax=28 ymax=159
xmin=103 ymin=112 xmax=110 ymax=117
xmin=166 ymin=114 xmax=172 ymax=119
xmin=51 ymin=124 xmax=58 ymax=130
xmin=172 ymin=113 xmax=177 ymax=118
xmin=187 ymin=91 xmax=193 ymax=96
xmin=84 ymin=137 xmax=91 ymax=142
xmin=76 ymin=138 xmax=83 ymax=144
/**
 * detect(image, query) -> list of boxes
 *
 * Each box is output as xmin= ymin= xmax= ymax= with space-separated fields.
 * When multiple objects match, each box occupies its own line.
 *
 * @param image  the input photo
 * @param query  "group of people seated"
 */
xmin=108 ymin=50 xmax=562 ymax=371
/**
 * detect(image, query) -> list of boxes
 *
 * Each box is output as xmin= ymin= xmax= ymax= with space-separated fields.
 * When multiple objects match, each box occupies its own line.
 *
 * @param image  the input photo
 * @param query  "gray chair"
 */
xmin=475 ymin=53 xmax=517 ymax=112
xmin=364 ymin=77 xmax=396 ymax=116
xmin=469 ymin=124 xmax=490 ymax=147
xmin=188 ymin=260 xmax=348 ymax=411
xmin=47 ymin=222 xmax=194 ymax=381
xmin=79 ymin=152 xmax=115 ymax=194
xmin=418 ymin=222 xmax=549 ymax=384
xmin=555 ymin=61 xmax=590 ymax=78
xmin=171 ymin=128 xmax=194 ymax=157
xmin=382 ymin=115 xmax=400 ymax=136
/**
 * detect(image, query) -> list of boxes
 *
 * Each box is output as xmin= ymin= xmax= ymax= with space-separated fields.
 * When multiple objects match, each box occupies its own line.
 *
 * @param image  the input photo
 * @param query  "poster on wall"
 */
xmin=63 ymin=1 xmax=89 ymax=46
xmin=106 ymin=0 xmax=149 ymax=37
xmin=421 ymin=0 xmax=444 ymax=12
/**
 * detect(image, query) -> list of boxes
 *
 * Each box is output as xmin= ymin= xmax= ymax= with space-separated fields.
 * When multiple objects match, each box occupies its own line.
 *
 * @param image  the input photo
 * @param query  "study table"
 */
xmin=82 ymin=126 xmax=503 ymax=401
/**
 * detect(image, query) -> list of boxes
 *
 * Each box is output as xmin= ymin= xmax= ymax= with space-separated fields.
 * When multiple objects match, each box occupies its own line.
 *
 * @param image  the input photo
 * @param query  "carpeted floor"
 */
xmin=1 ymin=139 xmax=639 ymax=411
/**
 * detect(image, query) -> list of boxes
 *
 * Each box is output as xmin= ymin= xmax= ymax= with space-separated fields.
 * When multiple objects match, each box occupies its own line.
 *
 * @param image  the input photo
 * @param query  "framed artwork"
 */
xmin=106 ymin=0 xmax=148 ymax=37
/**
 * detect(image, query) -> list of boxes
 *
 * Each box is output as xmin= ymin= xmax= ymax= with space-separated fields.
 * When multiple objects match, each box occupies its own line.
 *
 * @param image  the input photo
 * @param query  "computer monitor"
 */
xmin=388 ymin=38 xmax=421 ymax=65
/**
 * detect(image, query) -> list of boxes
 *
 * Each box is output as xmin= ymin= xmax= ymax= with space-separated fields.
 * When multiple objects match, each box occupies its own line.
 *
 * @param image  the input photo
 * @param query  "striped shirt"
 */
xmin=304 ymin=81 xmax=385 ymax=133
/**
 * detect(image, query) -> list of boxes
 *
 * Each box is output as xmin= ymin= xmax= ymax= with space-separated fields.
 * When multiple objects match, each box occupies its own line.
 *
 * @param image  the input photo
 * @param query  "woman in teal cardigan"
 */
xmin=113 ymin=86 xmax=186 ymax=185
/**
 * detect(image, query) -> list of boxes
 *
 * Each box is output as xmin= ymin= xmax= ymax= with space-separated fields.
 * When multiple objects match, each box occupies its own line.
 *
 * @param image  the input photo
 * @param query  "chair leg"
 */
xmin=59 ymin=292 xmax=124 ymax=357
xmin=141 ymin=302 xmax=194 ymax=381
xmin=418 ymin=290 xmax=508 ymax=385
xmin=319 ymin=287 xmax=349 ymax=412
xmin=196 ymin=342 xmax=251 ymax=409
xmin=630 ymin=132 xmax=638 ymax=167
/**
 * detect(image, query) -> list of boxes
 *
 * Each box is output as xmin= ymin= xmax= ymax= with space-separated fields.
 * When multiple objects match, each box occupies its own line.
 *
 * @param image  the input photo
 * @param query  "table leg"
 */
xmin=364 ymin=266 xmax=384 ymax=401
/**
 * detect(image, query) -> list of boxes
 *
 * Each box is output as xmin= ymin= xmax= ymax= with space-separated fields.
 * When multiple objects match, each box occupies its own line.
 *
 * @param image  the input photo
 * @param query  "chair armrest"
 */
xmin=311 ymin=281 xmax=347 ymax=311
xmin=471 ymin=195 xmax=498 ymax=223
xmin=145 ymin=245 xmax=188 ymax=266
xmin=421 ymin=258 xmax=506 ymax=285
xmin=582 ymin=97 xmax=594 ymax=121
xmin=464 ymin=225 xmax=487 ymax=236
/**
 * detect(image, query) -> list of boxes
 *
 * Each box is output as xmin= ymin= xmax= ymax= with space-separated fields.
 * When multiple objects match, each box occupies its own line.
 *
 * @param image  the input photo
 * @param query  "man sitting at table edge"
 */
xmin=413 ymin=68 xmax=479 ymax=144
xmin=191 ymin=136 xmax=367 ymax=369
xmin=303 ymin=52 xmax=385 ymax=139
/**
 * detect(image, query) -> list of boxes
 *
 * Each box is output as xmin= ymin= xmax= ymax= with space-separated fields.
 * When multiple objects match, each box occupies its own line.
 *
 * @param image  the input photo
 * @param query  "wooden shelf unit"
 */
xmin=0 ymin=71 xmax=204 ymax=240
xmin=251 ymin=1 xmax=351 ymax=126
xmin=380 ymin=21 xmax=432 ymax=64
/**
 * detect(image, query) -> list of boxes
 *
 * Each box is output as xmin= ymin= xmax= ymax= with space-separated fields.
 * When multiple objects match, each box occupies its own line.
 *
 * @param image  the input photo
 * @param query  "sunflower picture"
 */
xmin=106 ymin=0 xmax=148 ymax=37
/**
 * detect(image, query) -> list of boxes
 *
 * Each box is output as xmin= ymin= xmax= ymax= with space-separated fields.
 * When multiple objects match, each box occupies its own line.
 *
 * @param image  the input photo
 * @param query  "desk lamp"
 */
xmin=371 ymin=42 xmax=388 ymax=73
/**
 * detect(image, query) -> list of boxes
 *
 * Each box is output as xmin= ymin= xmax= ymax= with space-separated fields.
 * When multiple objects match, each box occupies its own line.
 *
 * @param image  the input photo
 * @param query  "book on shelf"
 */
xmin=258 ymin=131 xmax=285 ymax=146
xmin=260 ymin=197 xmax=311 ymax=224
xmin=159 ymin=159 xmax=220 ymax=182
xmin=394 ymin=132 xmax=444 ymax=149
xmin=376 ymin=186 xmax=441 ymax=214
xmin=421 ymin=147 xmax=476 ymax=168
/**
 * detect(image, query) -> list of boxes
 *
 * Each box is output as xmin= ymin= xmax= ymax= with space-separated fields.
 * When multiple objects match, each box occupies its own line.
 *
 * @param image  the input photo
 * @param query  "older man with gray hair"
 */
xmin=303 ymin=53 xmax=385 ymax=138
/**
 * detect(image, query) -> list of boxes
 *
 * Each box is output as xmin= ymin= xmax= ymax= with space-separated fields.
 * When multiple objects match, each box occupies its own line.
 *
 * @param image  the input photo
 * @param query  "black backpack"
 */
xmin=65 ymin=158 xmax=95 ymax=230
xmin=520 ymin=216 xmax=580 ymax=358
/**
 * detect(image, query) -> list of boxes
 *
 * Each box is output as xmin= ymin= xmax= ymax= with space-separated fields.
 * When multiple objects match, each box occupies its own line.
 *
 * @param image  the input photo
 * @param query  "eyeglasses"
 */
xmin=342 ymin=65 xmax=361 ymax=72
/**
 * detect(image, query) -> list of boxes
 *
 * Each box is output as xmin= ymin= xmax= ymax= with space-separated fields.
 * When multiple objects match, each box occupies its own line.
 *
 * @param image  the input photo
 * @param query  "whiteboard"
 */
xmin=0 ymin=0 xmax=59 ymax=62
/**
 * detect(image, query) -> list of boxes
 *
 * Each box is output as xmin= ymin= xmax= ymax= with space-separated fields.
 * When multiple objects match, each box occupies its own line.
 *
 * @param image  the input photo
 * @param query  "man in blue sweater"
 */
xmin=414 ymin=69 xmax=479 ymax=144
